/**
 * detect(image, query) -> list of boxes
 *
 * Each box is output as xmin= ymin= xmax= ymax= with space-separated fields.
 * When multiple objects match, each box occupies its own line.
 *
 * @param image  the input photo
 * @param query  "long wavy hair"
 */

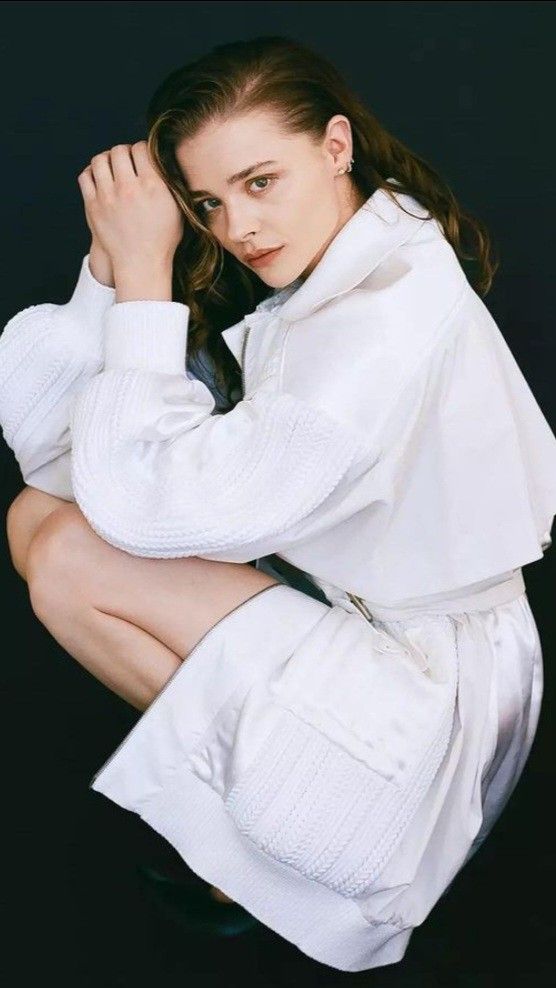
xmin=145 ymin=35 xmax=499 ymax=407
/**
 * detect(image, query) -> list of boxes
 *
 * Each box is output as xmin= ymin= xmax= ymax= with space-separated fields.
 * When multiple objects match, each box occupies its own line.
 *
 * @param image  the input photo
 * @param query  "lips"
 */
xmin=246 ymin=246 xmax=282 ymax=261
xmin=247 ymin=246 xmax=284 ymax=266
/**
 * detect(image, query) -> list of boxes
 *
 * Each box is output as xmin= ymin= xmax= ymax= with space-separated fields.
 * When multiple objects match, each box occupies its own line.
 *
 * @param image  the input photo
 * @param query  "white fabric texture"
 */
xmin=2 ymin=185 xmax=555 ymax=598
xmin=87 ymin=575 xmax=542 ymax=972
xmin=0 ymin=252 xmax=115 ymax=500
xmin=0 ymin=181 xmax=554 ymax=970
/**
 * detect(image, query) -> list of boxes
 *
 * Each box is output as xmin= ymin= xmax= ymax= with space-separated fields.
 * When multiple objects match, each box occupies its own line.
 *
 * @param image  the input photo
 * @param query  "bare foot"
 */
xmin=209 ymin=884 xmax=236 ymax=904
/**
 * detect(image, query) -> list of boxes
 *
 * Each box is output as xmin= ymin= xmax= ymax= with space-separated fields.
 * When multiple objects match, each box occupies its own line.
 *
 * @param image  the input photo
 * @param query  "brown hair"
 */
xmin=145 ymin=35 xmax=499 ymax=407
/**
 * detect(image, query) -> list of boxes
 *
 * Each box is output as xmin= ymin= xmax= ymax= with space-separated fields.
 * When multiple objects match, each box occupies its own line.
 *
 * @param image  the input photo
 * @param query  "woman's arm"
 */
xmin=0 ymin=246 xmax=116 ymax=500
xmin=68 ymin=298 xmax=374 ymax=560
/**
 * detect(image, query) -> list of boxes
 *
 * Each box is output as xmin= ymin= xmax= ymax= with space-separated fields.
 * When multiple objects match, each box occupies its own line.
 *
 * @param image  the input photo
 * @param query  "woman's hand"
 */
xmin=77 ymin=142 xmax=184 ymax=273
xmin=89 ymin=237 xmax=115 ymax=288
xmin=79 ymin=178 xmax=115 ymax=288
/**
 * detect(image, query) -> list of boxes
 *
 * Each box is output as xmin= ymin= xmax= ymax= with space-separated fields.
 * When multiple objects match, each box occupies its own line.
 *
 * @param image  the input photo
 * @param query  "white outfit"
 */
xmin=1 ymin=182 xmax=554 ymax=971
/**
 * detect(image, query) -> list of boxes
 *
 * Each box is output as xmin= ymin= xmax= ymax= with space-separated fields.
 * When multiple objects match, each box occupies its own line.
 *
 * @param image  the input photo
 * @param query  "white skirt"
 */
xmin=89 ymin=565 xmax=542 ymax=972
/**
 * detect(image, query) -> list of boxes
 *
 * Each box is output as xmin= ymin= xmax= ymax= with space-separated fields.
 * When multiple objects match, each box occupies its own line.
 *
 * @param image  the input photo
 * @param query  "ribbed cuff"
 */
xmin=63 ymin=254 xmax=116 ymax=339
xmin=104 ymin=299 xmax=190 ymax=374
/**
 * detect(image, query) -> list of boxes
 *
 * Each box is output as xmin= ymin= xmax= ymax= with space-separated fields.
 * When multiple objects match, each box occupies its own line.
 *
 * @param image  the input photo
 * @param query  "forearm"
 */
xmin=114 ymin=260 xmax=173 ymax=303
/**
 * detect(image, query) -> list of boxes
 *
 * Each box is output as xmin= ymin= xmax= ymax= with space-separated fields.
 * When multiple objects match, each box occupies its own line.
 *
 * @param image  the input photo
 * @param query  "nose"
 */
xmin=225 ymin=201 xmax=261 ymax=245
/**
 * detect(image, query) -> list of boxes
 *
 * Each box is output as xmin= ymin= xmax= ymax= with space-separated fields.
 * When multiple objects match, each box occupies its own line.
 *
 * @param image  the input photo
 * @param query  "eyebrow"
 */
xmin=189 ymin=160 xmax=278 ymax=198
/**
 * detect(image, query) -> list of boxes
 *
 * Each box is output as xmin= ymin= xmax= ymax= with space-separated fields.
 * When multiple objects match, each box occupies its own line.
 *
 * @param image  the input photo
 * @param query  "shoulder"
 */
xmin=280 ymin=218 xmax=471 ymax=438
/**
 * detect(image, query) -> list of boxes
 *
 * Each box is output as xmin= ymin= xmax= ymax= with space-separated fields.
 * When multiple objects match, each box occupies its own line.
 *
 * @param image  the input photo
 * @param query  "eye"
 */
xmin=196 ymin=175 xmax=275 ymax=215
xmin=249 ymin=176 xmax=273 ymax=192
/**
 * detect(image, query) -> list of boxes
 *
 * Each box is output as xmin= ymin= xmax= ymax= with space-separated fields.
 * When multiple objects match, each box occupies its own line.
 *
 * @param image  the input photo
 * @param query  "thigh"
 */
xmin=27 ymin=502 xmax=281 ymax=659
xmin=6 ymin=485 xmax=70 ymax=580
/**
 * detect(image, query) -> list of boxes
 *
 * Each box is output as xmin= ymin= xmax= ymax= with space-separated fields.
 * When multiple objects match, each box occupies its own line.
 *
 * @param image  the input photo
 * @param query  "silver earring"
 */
xmin=337 ymin=156 xmax=354 ymax=175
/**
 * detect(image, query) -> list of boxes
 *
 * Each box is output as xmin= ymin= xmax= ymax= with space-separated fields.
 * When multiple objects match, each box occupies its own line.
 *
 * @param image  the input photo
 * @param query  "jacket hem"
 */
xmin=89 ymin=582 xmax=417 ymax=971
xmin=131 ymin=762 xmax=414 ymax=971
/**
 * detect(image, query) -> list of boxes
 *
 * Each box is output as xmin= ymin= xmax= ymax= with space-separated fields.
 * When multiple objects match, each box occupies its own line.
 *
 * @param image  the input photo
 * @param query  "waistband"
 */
xmin=349 ymin=568 xmax=526 ymax=623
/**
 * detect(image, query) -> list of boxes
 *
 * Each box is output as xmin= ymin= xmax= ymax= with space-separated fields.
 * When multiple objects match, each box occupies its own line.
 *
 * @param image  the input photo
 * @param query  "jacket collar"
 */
xmin=221 ymin=179 xmax=430 ymax=363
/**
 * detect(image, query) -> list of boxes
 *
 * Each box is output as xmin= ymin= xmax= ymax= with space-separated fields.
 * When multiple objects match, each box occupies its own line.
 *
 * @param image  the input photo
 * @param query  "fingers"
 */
xmin=77 ymin=141 xmax=156 ymax=200
xmin=77 ymin=164 xmax=96 ymax=201
xmin=89 ymin=151 xmax=116 ymax=191
xmin=109 ymin=144 xmax=137 ymax=181
xmin=129 ymin=140 xmax=156 ymax=176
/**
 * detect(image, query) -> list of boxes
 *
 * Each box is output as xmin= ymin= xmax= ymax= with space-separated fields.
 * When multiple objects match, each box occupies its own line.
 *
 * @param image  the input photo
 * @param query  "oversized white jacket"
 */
xmin=1 ymin=184 xmax=554 ymax=971
xmin=2 ymin=184 xmax=556 ymax=609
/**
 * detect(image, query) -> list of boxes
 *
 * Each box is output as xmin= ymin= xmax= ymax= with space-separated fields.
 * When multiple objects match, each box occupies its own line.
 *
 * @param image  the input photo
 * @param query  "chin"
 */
xmin=258 ymin=271 xmax=290 ymax=288
xmin=268 ymin=262 xmax=306 ymax=288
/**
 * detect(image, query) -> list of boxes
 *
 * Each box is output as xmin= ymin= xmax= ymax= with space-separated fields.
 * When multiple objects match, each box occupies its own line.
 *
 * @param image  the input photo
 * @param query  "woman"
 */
xmin=2 ymin=35 xmax=555 ymax=972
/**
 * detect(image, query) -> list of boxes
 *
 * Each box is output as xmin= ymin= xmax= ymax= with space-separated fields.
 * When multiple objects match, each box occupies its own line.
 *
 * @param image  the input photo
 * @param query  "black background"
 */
xmin=1 ymin=2 xmax=555 ymax=984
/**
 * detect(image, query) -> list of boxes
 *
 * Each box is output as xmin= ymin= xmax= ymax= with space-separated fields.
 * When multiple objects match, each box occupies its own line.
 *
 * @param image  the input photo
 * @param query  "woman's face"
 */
xmin=175 ymin=109 xmax=365 ymax=287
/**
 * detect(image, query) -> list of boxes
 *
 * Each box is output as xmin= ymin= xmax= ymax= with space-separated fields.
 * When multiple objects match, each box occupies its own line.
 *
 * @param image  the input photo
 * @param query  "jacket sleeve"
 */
xmin=68 ymin=300 xmax=375 ymax=561
xmin=0 ymin=255 xmax=116 ymax=500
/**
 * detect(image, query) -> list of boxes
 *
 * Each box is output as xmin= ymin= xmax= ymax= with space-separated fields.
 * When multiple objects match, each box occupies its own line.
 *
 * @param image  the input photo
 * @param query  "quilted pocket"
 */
xmin=186 ymin=605 xmax=458 ymax=898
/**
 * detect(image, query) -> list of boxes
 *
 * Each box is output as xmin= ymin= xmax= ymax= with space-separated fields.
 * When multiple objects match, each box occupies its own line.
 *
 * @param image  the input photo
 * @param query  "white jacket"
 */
xmin=2 ymin=183 xmax=556 ymax=609
xmin=1 ymin=184 xmax=552 ymax=971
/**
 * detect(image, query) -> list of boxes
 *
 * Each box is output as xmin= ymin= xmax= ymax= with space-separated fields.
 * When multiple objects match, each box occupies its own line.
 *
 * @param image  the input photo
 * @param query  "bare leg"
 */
xmin=6 ymin=486 xmax=70 ymax=581
xmin=7 ymin=492 xmax=280 ymax=904
xmin=23 ymin=502 xmax=280 ymax=711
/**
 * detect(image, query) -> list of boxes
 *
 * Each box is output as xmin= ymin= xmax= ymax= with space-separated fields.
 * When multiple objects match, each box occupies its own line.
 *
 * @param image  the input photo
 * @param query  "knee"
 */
xmin=26 ymin=504 xmax=91 ymax=617
xmin=6 ymin=488 xmax=39 ymax=580
xmin=6 ymin=490 xmax=26 ymax=556
xmin=6 ymin=486 xmax=70 ymax=581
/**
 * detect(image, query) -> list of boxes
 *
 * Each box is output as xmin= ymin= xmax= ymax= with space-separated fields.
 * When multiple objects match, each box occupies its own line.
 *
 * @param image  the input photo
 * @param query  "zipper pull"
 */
xmin=347 ymin=592 xmax=374 ymax=622
xmin=240 ymin=324 xmax=251 ymax=396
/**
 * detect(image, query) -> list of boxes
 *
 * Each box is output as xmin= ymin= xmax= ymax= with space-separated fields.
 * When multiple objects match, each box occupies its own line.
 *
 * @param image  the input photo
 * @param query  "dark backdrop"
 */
xmin=1 ymin=2 xmax=554 ymax=984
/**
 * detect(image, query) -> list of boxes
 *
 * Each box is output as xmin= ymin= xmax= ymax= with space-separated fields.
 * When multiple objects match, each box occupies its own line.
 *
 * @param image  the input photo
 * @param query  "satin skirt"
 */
xmin=88 ymin=564 xmax=543 ymax=972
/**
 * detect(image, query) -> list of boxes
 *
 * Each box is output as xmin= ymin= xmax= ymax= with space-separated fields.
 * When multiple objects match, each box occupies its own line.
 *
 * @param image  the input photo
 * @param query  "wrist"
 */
xmin=89 ymin=241 xmax=115 ymax=288
xmin=114 ymin=259 xmax=174 ymax=303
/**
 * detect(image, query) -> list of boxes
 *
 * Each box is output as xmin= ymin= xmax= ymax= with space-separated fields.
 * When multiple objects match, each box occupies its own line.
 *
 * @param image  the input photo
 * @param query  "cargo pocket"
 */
xmin=186 ymin=605 xmax=458 ymax=899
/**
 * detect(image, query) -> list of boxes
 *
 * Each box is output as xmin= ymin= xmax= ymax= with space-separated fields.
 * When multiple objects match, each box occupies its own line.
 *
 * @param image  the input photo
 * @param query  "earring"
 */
xmin=337 ymin=156 xmax=354 ymax=175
